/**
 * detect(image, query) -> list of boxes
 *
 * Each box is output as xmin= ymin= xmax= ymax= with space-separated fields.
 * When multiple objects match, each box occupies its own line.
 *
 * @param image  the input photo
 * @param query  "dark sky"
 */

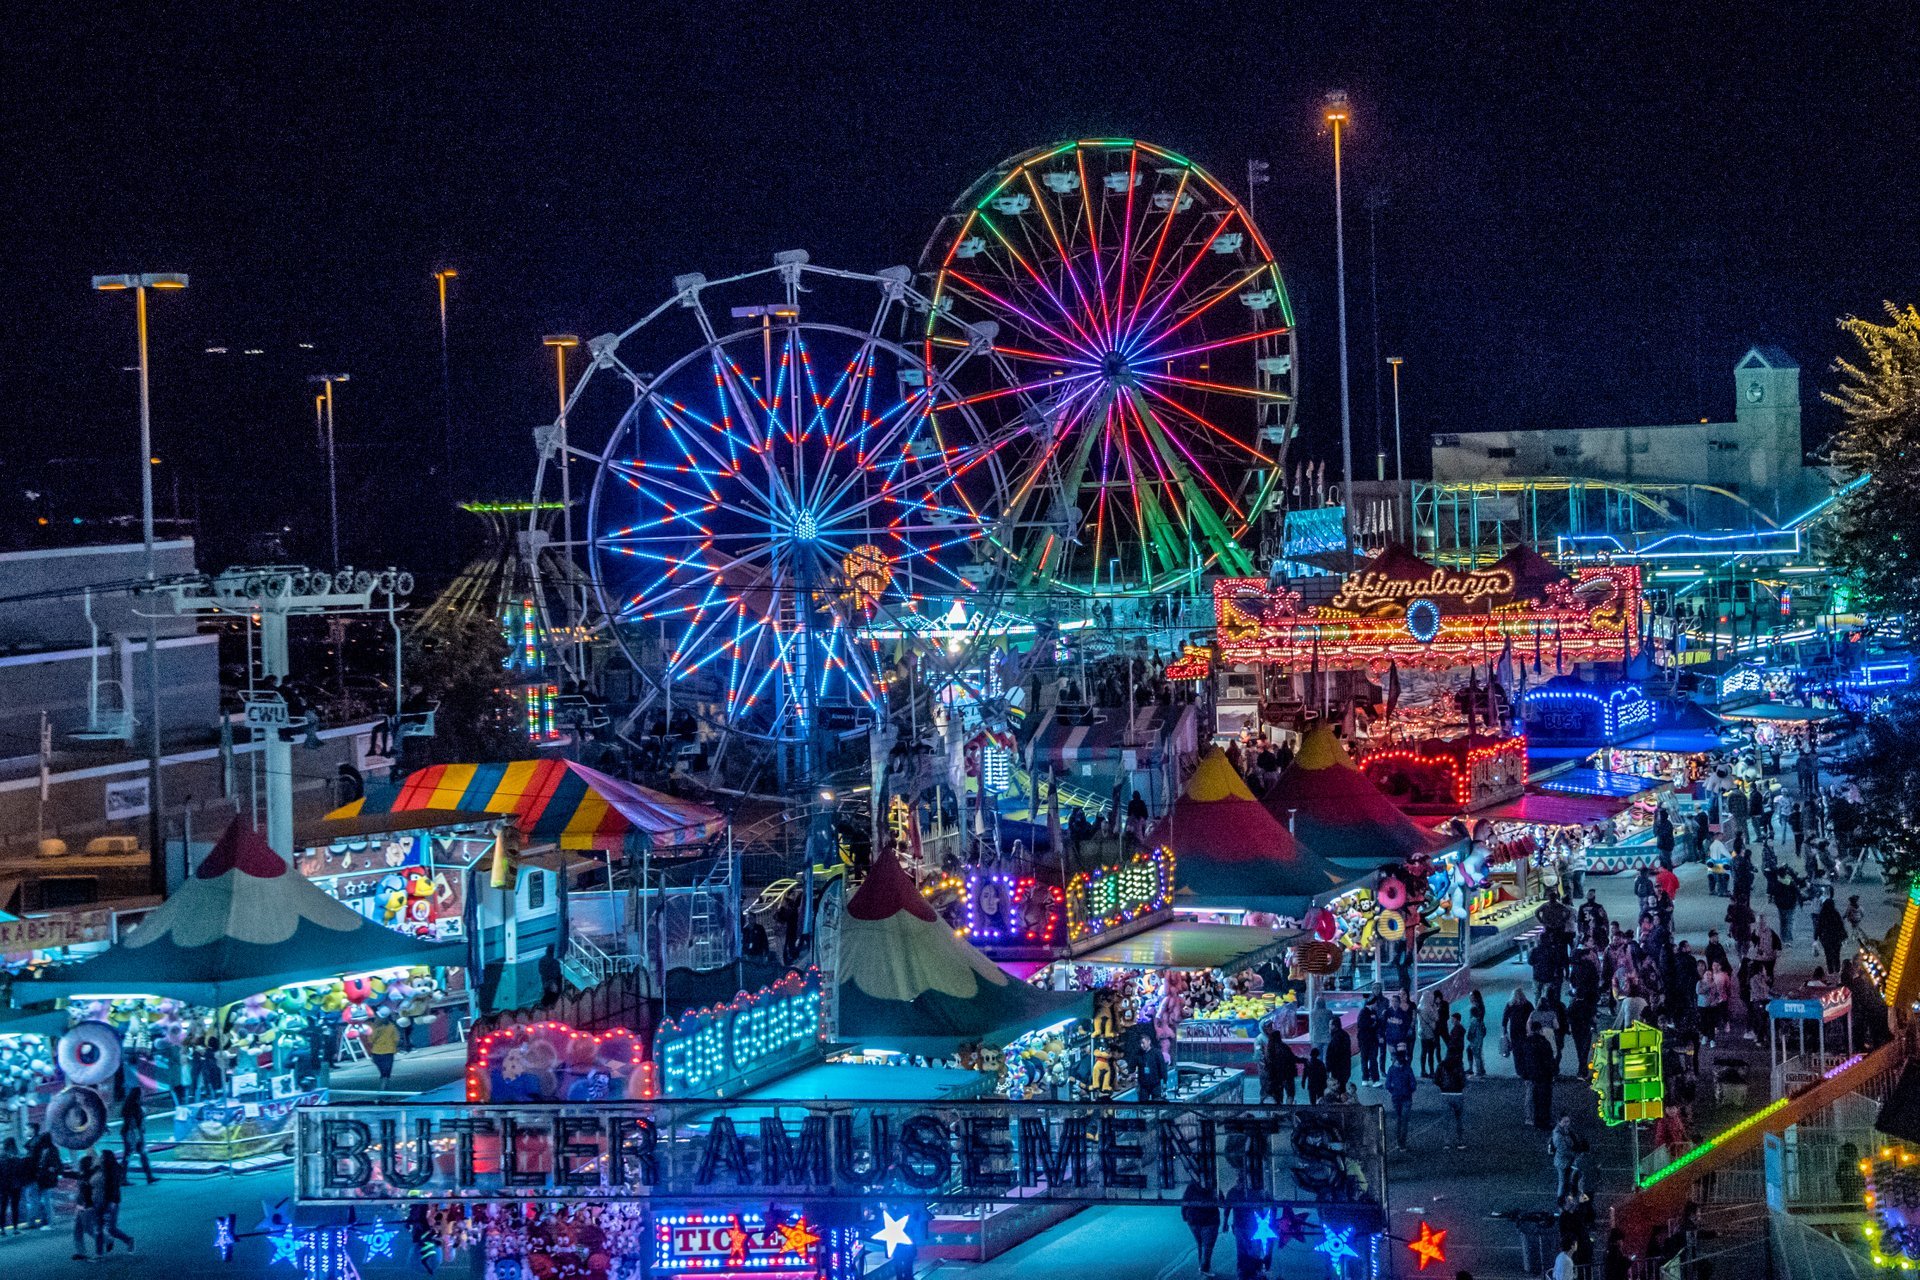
xmin=4 ymin=0 xmax=1917 ymax=574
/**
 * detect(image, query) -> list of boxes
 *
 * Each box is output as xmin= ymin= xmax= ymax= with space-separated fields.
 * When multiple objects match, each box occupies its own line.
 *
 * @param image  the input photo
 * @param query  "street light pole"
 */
xmin=308 ymin=374 xmax=350 ymax=565
xmin=1324 ymin=90 xmax=1356 ymax=563
xmin=92 ymin=271 xmax=187 ymax=894
xmin=1388 ymin=357 xmax=1405 ymax=484
xmin=544 ymin=335 xmax=582 ymax=676
xmin=434 ymin=269 xmax=457 ymax=483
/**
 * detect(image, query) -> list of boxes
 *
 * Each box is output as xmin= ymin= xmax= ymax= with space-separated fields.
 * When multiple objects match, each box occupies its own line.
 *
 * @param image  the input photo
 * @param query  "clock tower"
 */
xmin=1734 ymin=345 xmax=1799 ymax=432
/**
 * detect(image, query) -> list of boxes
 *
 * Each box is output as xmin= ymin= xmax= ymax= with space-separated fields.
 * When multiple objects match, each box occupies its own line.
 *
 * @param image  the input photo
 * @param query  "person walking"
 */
xmin=1225 ymin=1176 xmax=1270 ymax=1280
xmin=1521 ymin=1024 xmax=1556 ymax=1131
xmin=1181 ymin=1179 xmax=1222 ymax=1275
xmin=0 ymin=1137 xmax=25 ymax=1236
xmin=1465 ymin=999 xmax=1488 ymax=1076
xmin=1356 ymin=997 xmax=1382 ymax=1084
xmin=1655 ymin=806 xmax=1676 ymax=869
xmin=93 ymin=1151 xmax=134 ymax=1254
xmin=1416 ymin=989 xmax=1444 ymax=1076
xmin=1326 ymin=1020 xmax=1353 ymax=1094
xmin=27 ymin=1131 xmax=59 ymax=1229
xmin=1816 ymin=895 xmax=1848 ymax=974
xmin=1384 ymin=1048 xmax=1418 ymax=1152
xmin=1380 ymin=990 xmax=1415 ymax=1064
xmin=1501 ymin=989 xmax=1534 ymax=1065
xmin=1548 ymin=1114 xmax=1584 ymax=1199
xmin=1769 ymin=866 xmax=1803 ymax=946
xmin=1263 ymin=1024 xmax=1298 ymax=1104
xmin=1304 ymin=1047 xmax=1329 ymax=1104
xmin=366 ymin=1012 xmax=401 ymax=1090
xmin=1434 ymin=1051 xmax=1468 ymax=1148
xmin=70 ymin=1153 xmax=97 ymax=1261
xmin=120 ymin=1087 xmax=155 ymax=1184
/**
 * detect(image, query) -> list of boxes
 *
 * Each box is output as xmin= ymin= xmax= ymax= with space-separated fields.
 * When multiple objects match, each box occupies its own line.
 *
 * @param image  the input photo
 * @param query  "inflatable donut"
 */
xmin=57 ymin=1022 xmax=122 ymax=1087
xmin=47 ymin=1087 xmax=107 ymax=1149
xmin=1374 ymin=877 xmax=1409 ymax=912
xmin=1376 ymin=909 xmax=1406 ymax=942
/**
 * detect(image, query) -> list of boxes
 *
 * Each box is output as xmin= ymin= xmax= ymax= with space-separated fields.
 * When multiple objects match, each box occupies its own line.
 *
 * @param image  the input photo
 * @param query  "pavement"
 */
xmin=4 ymin=785 xmax=1901 ymax=1279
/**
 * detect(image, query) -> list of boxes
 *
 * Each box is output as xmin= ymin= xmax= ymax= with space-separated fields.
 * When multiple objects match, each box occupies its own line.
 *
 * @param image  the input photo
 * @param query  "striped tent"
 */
xmin=330 ymin=759 xmax=723 ymax=853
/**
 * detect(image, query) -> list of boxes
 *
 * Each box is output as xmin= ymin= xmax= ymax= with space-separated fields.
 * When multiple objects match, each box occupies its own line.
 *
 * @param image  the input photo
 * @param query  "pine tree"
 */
xmin=1825 ymin=303 xmax=1920 ymax=626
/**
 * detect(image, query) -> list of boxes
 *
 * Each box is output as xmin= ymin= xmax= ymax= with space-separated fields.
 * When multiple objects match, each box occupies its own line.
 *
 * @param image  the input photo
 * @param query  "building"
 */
xmin=0 ymin=540 xmax=374 ymax=908
xmin=1430 ymin=346 xmax=1819 ymax=522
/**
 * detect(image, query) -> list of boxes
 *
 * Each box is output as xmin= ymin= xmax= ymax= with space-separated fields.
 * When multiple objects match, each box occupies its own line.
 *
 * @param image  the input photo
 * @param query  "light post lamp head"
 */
xmin=432 ymin=268 xmax=458 ymax=283
xmin=1387 ymin=356 xmax=1403 ymax=368
xmin=542 ymin=334 xmax=581 ymax=350
xmin=307 ymin=373 xmax=351 ymax=387
xmin=93 ymin=273 xmax=189 ymax=291
xmin=1322 ymin=90 xmax=1351 ymax=129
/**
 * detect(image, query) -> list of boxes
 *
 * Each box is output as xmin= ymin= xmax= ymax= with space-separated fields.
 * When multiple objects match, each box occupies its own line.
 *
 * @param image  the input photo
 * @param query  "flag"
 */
xmin=1496 ymin=634 xmax=1514 ymax=689
xmin=1554 ymin=621 xmax=1564 ymax=675
xmin=1532 ymin=623 xmax=1543 ymax=675
xmin=1386 ymin=660 xmax=1402 ymax=720
xmin=1465 ymin=667 xmax=1479 ymax=735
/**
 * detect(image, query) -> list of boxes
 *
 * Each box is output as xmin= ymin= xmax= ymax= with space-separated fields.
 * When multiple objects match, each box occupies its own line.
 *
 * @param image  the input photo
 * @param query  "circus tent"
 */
xmin=836 ymin=848 xmax=1089 ymax=1053
xmin=331 ymin=758 xmax=724 ymax=853
xmin=1149 ymin=748 xmax=1357 ymax=914
xmin=1261 ymin=726 xmax=1450 ymax=865
xmin=23 ymin=820 xmax=457 ymax=1006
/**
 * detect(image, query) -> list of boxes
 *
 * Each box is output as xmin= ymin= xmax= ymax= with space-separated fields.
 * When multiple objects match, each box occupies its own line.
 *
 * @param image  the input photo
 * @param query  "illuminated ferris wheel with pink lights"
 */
xmin=921 ymin=139 xmax=1299 ymax=600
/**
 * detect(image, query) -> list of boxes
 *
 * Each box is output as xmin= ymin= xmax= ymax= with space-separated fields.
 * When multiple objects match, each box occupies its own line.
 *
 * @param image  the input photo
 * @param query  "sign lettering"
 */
xmin=655 ymin=970 xmax=823 ymax=1098
xmin=295 ymin=1100 xmax=1385 ymax=1223
xmin=1326 ymin=566 xmax=1516 ymax=615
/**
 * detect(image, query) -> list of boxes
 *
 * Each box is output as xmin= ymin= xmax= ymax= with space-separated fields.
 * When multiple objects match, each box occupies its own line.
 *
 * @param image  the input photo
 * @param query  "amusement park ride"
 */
xmin=527 ymin=141 xmax=1300 ymax=822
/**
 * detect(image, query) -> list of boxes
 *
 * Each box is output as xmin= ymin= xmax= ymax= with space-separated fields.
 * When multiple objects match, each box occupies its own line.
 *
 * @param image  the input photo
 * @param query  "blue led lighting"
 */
xmin=1405 ymin=598 xmax=1441 ymax=643
xmin=1523 ymin=685 xmax=1652 ymax=741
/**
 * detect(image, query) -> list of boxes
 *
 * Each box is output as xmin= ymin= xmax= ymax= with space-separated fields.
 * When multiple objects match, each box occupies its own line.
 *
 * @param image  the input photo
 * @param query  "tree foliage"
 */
xmin=1825 ymin=303 xmax=1920 ymax=627
xmin=402 ymin=613 xmax=535 ymax=768
xmin=1849 ymin=689 xmax=1920 ymax=886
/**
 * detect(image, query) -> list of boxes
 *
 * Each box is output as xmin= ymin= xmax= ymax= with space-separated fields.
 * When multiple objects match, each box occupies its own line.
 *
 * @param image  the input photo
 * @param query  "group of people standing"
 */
xmin=0 ymin=1078 xmax=154 ymax=1254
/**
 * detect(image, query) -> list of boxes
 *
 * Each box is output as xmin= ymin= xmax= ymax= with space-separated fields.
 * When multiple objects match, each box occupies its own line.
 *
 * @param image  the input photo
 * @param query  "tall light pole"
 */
xmin=434 ymin=269 xmax=458 ymax=484
xmin=1323 ymin=90 xmax=1355 ymax=562
xmin=92 ymin=271 xmax=187 ymax=894
xmin=308 ymin=374 xmax=350 ymax=565
xmin=1387 ymin=356 xmax=1405 ymax=484
xmin=544 ymin=334 xmax=582 ymax=677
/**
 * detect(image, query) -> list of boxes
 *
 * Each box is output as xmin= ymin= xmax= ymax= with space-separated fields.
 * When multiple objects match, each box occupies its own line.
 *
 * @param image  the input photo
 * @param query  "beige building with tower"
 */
xmin=1429 ymin=346 xmax=1821 ymax=521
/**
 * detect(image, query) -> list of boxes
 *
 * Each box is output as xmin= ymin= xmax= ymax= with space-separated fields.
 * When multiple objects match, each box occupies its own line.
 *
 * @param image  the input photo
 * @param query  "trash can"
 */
xmin=1511 ymin=1210 xmax=1560 ymax=1274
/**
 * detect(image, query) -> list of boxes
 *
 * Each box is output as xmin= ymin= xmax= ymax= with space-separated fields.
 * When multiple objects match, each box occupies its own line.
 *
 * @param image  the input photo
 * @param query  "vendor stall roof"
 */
xmin=1475 ymin=792 xmax=1633 ymax=828
xmin=1261 ymin=726 xmax=1449 ymax=863
xmin=330 ymin=758 xmax=724 ymax=852
xmin=298 ymin=808 xmax=502 ymax=844
xmin=836 ymin=848 xmax=1089 ymax=1055
xmin=1532 ymin=768 xmax=1665 ymax=799
xmin=1717 ymin=701 xmax=1840 ymax=723
xmin=19 ymin=820 xmax=458 ymax=1006
xmin=1067 ymin=921 xmax=1295 ymax=973
xmin=1615 ymin=728 xmax=1727 ymax=754
xmin=1154 ymin=748 xmax=1359 ymax=914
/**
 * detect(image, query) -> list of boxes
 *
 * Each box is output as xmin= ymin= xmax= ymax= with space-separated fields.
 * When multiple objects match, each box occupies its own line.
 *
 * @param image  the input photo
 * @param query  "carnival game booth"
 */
xmin=22 ymin=820 xmax=459 ymax=1165
xmin=1717 ymin=700 xmax=1842 ymax=752
xmin=1521 ymin=676 xmax=1656 ymax=762
xmin=296 ymin=808 xmax=502 ymax=942
xmin=1529 ymin=766 xmax=1668 ymax=873
xmin=1358 ymin=732 xmax=1529 ymax=815
xmin=1606 ymin=700 xmax=1728 ymax=790
xmin=1260 ymin=726 xmax=1453 ymax=867
xmin=332 ymin=759 xmax=727 ymax=1010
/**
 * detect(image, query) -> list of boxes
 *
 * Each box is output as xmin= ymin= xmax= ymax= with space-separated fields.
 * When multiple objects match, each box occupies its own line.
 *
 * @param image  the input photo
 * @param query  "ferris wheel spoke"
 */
xmin=943 ymin=269 xmax=1100 ymax=364
xmin=1135 ymin=383 xmax=1279 ymax=467
xmin=931 ymin=369 xmax=1098 ymax=413
xmin=972 ymin=212 xmax=1109 ymax=353
xmin=1069 ymin=147 xmax=1115 ymax=343
xmin=1129 ymin=264 xmax=1272 ymax=358
xmin=603 ymin=461 xmax=735 ymax=512
xmin=925 ymin=334 xmax=1096 ymax=368
xmin=998 ymin=377 xmax=1106 ymax=514
xmin=1120 ymin=212 xmax=1243 ymax=347
xmin=1136 ymin=370 xmax=1292 ymax=402
xmin=1147 ymin=325 xmax=1293 ymax=366
xmin=644 ymin=387 xmax=748 ymax=484
xmin=1122 ymin=168 xmax=1194 ymax=327
xmin=1019 ymin=168 xmax=1107 ymax=345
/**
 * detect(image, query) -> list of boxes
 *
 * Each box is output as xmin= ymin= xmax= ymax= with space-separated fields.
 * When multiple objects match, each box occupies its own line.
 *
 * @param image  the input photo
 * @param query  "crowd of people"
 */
xmin=0 ymin=1088 xmax=151 ymax=1257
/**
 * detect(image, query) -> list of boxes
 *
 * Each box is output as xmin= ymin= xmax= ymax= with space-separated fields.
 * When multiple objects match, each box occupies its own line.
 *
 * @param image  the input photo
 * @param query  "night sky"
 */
xmin=5 ymin=1 xmax=1917 ymax=577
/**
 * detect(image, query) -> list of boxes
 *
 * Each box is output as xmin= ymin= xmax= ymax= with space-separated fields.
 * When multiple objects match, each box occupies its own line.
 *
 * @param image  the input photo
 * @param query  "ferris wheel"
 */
xmin=531 ymin=257 xmax=1009 ymax=772
xmin=921 ymin=139 xmax=1299 ymax=600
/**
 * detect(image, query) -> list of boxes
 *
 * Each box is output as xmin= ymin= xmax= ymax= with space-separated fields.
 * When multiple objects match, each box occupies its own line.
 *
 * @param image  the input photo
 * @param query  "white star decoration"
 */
xmin=871 ymin=1210 xmax=914 ymax=1258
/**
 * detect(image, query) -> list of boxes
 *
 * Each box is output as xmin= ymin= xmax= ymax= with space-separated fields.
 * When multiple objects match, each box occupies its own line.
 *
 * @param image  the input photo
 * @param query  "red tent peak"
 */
xmin=195 ymin=820 xmax=288 ymax=880
xmin=846 ymin=846 xmax=938 ymax=922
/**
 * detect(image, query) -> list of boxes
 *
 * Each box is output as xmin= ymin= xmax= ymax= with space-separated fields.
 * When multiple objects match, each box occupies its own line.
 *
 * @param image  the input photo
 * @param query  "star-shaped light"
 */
xmin=726 ymin=1216 xmax=751 ymax=1267
xmin=1272 ymin=1208 xmax=1311 ymax=1248
xmin=268 ymin=1227 xmax=311 ymax=1266
xmin=214 ymin=1215 xmax=237 ymax=1261
xmin=1250 ymin=1211 xmax=1277 ymax=1245
xmin=1316 ymin=1227 xmax=1359 ymax=1266
xmin=777 ymin=1220 xmax=821 ymax=1257
xmin=1408 ymin=1221 xmax=1447 ymax=1271
xmin=872 ymin=1211 xmax=914 ymax=1259
xmin=360 ymin=1220 xmax=400 ymax=1261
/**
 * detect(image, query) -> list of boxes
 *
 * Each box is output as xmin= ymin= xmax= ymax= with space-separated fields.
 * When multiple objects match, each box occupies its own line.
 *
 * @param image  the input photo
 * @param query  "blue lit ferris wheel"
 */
xmin=534 ymin=257 xmax=1011 ymax=765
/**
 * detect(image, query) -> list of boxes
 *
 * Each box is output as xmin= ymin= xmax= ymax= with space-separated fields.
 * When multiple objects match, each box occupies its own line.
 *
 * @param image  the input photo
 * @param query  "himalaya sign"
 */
xmin=295 ymin=1100 xmax=1384 ymax=1216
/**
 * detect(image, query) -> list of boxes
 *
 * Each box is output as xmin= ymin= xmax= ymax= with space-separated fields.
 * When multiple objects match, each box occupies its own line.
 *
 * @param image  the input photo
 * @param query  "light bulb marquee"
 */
xmin=653 ymin=969 xmax=826 ymax=1099
xmin=1214 ymin=560 xmax=1641 ymax=672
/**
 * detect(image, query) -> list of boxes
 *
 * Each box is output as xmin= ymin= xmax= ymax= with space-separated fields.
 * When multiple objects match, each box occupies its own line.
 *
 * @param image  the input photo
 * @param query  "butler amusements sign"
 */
xmin=295 ymin=1099 xmax=1384 ymax=1217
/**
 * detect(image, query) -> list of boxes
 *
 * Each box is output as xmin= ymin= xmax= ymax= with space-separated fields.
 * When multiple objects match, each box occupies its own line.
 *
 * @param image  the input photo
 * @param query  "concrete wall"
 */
xmin=0 ymin=634 xmax=220 ymax=757
xmin=0 ymin=540 xmax=201 ymax=651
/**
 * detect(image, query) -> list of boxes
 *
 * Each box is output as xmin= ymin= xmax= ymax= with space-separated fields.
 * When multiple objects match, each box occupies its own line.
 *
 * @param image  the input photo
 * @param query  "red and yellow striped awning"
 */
xmin=329 ymin=759 xmax=724 ymax=854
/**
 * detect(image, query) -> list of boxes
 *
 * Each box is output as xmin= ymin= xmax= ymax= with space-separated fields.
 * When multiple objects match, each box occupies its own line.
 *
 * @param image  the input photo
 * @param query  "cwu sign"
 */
xmin=294 ymin=1099 xmax=1385 ymax=1225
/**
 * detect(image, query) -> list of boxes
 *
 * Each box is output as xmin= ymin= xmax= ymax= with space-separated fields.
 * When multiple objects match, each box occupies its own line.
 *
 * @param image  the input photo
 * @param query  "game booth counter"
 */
xmin=1603 ymin=699 xmax=1730 ymax=788
xmin=18 ymin=819 xmax=461 ymax=1166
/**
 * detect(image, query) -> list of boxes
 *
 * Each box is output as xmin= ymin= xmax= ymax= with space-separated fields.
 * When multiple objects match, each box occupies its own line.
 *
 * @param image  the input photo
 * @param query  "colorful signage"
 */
xmin=0 ymin=910 xmax=111 ymax=955
xmin=654 ymin=970 xmax=824 ymax=1099
xmin=1065 ymin=846 xmax=1176 ymax=943
xmin=653 ymin=1211 xmax=824 ymax=1276
xmin=295 ymin=1099 xmax=1386 ymax=1221
xmin=1214 ymin=549 xmax=1641 ymax=672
